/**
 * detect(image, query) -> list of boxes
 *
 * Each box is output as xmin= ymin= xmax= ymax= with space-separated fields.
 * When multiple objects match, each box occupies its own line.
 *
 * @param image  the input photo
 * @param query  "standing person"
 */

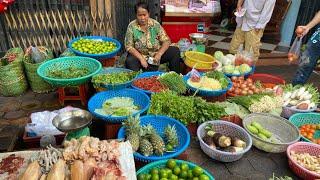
xmin=292 ymin=11 xmax=320 ymax=85
xmin=229 ymin=0 xmax=276 ymax=61
xmin=124 ymin=1 xmax=181 ymax=73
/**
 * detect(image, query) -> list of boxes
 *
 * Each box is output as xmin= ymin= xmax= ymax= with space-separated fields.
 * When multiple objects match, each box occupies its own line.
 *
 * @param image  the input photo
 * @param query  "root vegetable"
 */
xmin=202 ymin=136 xmax=216 ymax=149
xmin=213 ymin=133 xmax=231 ymax=148
xmin=231 ymin=137 xmax=246 ymax=148
xmin=223 ymin=146 xmax=244 ymax=153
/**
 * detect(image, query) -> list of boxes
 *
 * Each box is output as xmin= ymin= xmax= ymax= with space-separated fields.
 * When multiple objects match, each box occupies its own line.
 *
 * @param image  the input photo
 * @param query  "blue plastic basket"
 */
xmin=183 ymin=72 xmax=232 ymax=97
xmin=224 ymin=65 xmax=255 ymax=78
xmin=118 ymin=115 xmax=190 ymax=162
xmin=37 ymin=56 xmax=102 ymax=87
xmin=289 ymin=113 xmax=320 ymax=143
xmin=131 ymin=71 xmax=164 ymax=95
xmin=68 ymin=36 xmax=121 ymax=59
xmin=93 ymin=67 xmax=137 ymax=90
xmin=137 ymin=159 xmax=214 ymax=180
xmin=88 ymin=89 xmax=150 ymax=123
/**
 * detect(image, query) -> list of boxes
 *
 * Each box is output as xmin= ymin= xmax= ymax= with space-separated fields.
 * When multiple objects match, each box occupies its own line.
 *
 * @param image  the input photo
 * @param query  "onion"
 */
xmin=254 ymin=89 xmax=260 ymax=94
xmin=231 ymin=76 xmax=237 ymax=81
xmin=243 ymin=87 xmax=249 ymax=91
xmin=229 ymin=87 xmax=234 ymax=92
xmin=234 ymin=89 xmax=241 ymax=95
xmin=241 ymin=90 xmax=248 ymax=95
xmin=247 ymin=78 xmax=253 ymax=83
xmin=295 ymin=26 xmax=304 ymax=36
xmin=248 ymin=90 xmax=254 ymax=95
xmin=239 ymin=76 xmax=244 ymax=81
xmin=247 ymin=82 xmax=253 ymax=87
xmin=240 ymin=84 xmax=247 ymax=89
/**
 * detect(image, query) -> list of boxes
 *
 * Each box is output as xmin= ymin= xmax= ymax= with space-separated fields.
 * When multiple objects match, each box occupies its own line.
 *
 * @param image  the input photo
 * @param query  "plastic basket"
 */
xmin=287 ymin=142 xmax=320 ymax=179
xmin=118 ymin=115 xmax=190 ymax=162
xmin=248 ymin=73 xmax=286 ymax=86
xmin=131 ymin=71 xmax=165 ymax=95
xmin=289 ymin=113 xmax=320 ymax=143
xmin=197 ymin=120 xmax=252 ymax=162
xmin=184 ymin=51 xmax=216 ymax=70
xmin=88 ymin=89 xmax=150 ymax=123
xmin=37 ymin=56 xmax=102 ymax=87
xmin=93 ymin=67 xmax=137 ymax=90
xmin=243 ymin=113 xmax=300 ymax=153
xmin=183 ymin=72 xmax=232 ymax=97
xmin=224 ymin=65 xmax=255 ymax=78
xmin=137 ymin=159 xmax=214 ymax=179
xmin=68 ymin=36 xmax=121 ymax=59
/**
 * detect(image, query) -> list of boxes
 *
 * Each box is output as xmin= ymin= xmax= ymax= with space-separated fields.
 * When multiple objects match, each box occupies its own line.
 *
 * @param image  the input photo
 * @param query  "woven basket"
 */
xmin=137 ymin=159 xmax=214 ymax=180
xmin=243 ymin=113 xmax=300 ymax=153
xmin=118 ymin=115 xmax=190 ymax=162
xmin=23 ymin=46 xmax=55 ymax=93
xmin=287 ymin=142 xmax=320 ymax=179
xmin=0 ymin=48 xmax=28 ymax=96
xmin=197 ymin=120 xmax=252 ymax=162
xmin=289 ymin=113 xmax=320 ymax=143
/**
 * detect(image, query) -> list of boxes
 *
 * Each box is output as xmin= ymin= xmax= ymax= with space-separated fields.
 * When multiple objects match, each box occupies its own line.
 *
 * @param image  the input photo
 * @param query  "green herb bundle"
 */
xmin=92 ymin=71 xmax=139 ymax=87
xmin=204 ymin=71 xmax=229 ymax=89
xmin=158 ymin=72 xmax=187 ymax=94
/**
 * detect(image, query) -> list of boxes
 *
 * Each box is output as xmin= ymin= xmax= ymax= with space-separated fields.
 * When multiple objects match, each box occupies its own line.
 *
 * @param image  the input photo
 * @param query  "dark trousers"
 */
xmin=125 ymin=46 xmax=181 ymax=73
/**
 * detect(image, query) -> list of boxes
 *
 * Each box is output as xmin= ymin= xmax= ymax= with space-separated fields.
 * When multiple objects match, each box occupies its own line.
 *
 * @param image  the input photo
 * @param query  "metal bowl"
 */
xmin=52 ymin=110 xmax=92 ymax=133
xmin=189 ymin=33 xmax=209 ymax=44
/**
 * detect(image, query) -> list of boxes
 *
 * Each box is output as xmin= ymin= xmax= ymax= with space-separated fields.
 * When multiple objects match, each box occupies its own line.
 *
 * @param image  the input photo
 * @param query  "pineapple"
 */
xmin=138 ymin=126 xmax=153 ymax=156
xmin=144 ymin=124 xmax=165 ymax=156
xmin=122 ymin=115 xmax=141 ymax=152
xmin=164 ymin=125 xmax=179 ymax=148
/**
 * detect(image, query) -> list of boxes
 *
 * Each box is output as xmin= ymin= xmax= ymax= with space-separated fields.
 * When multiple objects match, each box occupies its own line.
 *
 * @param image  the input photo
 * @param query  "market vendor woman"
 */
xmin=124 ymin=2 xmax=181 ymax=73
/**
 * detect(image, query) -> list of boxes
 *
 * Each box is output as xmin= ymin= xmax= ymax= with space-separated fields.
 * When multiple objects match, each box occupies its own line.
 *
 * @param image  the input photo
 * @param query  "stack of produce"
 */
xmin=214 ymin=51 xmax=253 ymax=76
xmin=71 ymin=38 xmax=117 ymax=54
xmin=148 ymin=91 xmax=227 ymax=125
xmin=290 ymin=151 xmax=320 ymax=175
xmin=229 ymin=94 xmax=283 ymax=115
xmin=122 ymin=116 xmax=179 ymax=156
xmin=201 ymin=124 xmax=247 ymax=153
xmin=137 ymin=159 xmax=210 ymax=180
xmin=228 ymin=76 xmax=264 ymax=96
xmin=282 ymin=84 xmax=319 ymax=110
xmin=299 ymin=124 xmax=320 ymax=144
xmin=246 ymin=121 xmax=280 ymax=143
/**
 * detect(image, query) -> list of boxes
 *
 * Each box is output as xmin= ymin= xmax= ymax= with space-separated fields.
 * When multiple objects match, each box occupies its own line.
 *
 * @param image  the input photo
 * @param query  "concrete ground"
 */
xmin=0 ymin=63 xmax=319 ymax=179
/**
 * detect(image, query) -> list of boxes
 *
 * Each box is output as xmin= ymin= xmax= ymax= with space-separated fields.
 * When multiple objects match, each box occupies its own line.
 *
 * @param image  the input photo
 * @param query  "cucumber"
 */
xmin=257 ymin=133 xmax=268 ymax=140
xmin=259 ymin=129 xmax=272 ymax=138
xmin=247 ymin=125 xmax=259 ymax=134
xmin=251 ymin=122 xmax=264 ymax=131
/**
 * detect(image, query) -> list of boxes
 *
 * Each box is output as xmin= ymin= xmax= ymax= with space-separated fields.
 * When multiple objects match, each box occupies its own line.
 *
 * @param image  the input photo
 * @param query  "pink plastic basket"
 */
xmin=287 ymin=142 xmax=320 ymax=180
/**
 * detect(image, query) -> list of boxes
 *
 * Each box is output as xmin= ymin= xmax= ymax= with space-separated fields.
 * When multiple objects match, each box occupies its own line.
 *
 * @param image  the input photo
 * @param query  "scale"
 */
xmin=189 ymin=33 xmax=209 ymax=53
xmin=52 ymin=110 xmax=92 ymax=141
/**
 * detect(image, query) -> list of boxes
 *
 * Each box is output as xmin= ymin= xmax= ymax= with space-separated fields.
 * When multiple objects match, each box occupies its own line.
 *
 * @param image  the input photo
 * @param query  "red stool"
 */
xmin=57 ymin=84 xmax=88 ymax=106
xmin=99 ymin=57 xmax=116 ymax=67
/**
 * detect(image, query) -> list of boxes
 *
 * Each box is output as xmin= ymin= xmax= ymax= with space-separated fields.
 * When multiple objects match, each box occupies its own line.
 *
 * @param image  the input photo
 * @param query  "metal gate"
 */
xmin=0 ymin=0 xmax=160 ymax=54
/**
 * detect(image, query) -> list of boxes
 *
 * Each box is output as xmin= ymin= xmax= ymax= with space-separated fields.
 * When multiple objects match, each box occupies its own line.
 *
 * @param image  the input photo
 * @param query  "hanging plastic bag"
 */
xmin=288 ymin=37 xmax=302 ymax=63
xmin=235 ymin=46 xmax=255 ymax=66
xmin=186 ymin=65 xmax=201 ymax=82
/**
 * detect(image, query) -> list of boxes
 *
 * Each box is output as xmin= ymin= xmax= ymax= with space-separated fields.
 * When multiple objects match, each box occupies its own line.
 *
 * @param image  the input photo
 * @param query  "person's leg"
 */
xmin=125 ymin=54 xmax=142 ymax=71
xmin=229 ymin=28 xmax=245 ymax=54
xmin=244 ymin=29 xmax=264 ymax=61
xmin=292 ymin=39 xmax=320 ymax=85
xmin=159 ymin=46 xmax=181 ymax=73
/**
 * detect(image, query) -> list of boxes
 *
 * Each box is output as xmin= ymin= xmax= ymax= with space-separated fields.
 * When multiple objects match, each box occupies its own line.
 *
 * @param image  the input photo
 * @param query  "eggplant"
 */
xmin=223 ymin=146 xmax=244 ymax=153
xmin=231 ymin=137 xmax=246 ymax=148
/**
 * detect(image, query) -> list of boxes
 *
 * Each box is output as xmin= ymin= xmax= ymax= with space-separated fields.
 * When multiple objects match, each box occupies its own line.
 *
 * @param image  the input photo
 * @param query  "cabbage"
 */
xmin=239 ymin=64 xmax=252 ymax=73
xmin=221 ymin=56 xmax=232 ymax=66
xmin=225 ymin=54 xmax=235 ymax=64
xmin=233 ymin=69 xmax=241 ymax=75
xmin=223 ymin=65 xmax=235 ymax=74
xmin=214 ymin=51 xmax=224 ymax=61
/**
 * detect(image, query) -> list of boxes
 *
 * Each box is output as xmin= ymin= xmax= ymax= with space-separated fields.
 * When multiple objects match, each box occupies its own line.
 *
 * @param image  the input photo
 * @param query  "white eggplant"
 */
xmin=283 ymin=92 xmax=292 ymax=101
xmin=289 ymin=100 xmax=299 ymax=106
xmin=297 ymin=87 xmax=306 ymax=97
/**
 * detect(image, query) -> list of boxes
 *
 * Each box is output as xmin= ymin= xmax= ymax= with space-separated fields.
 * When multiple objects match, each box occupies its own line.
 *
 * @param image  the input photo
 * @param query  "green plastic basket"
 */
xmin=37 ymin=56 xmax=102 ymax=87
xmin=289 ymin=113 xmax=320 ymax=143
xmin=136 ymin=159 xmax=214 ymax=180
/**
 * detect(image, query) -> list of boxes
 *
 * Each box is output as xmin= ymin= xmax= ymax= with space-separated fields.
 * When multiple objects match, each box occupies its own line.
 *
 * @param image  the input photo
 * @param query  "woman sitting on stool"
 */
xmin=124 ymin=1 xmax=181 ymax=73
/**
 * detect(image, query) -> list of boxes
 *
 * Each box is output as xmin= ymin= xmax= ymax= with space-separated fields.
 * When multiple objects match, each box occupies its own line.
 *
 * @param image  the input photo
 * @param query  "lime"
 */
xmin=165 ymin=168 xmax=173 ymax=177
xmin=193 ymin=177 xmax=199 ymax=180
xmin=187 ymin=170 xmax=193 ymax=178
xmin=180 ymin=163 xmax=189 ymax=171
xmin=146 ymin=174 xmax=152 ymax=180
xmin=173 ymin=166 xmax=181 ymax=175
xmin=199 ymin=174 xmax=210 ymax=180
xmin=179 ymin=170 xmax=188 ymax=178
xmin=151 ymin=168 xmax=159 ymax=175
xmin=151 ymin=174 xmax=160 ymax=180
xmin=160 ymin=178 xmax=168 ymax=180
xmin=192 ymin=167 xmax=203 ymax=177
xmin=169 ymin=174 xmax=178 ymax=180
xmin=138 ymin=174 xmax=146 ymax=180
xmin=160 ymin=169 xmax=168 ymax=178
xmin=166 ymin=159 xmax=177 ymax=169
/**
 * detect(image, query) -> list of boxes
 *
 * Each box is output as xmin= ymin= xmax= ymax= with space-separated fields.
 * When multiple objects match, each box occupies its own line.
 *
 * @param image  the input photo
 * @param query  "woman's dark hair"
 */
xmin=135 ymin=1 xmax=149 ymax=14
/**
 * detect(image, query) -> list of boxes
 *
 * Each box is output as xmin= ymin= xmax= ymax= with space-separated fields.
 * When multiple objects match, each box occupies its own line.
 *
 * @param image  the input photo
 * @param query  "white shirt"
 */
xmin=236 ymin=0 xmax=276 ymax=31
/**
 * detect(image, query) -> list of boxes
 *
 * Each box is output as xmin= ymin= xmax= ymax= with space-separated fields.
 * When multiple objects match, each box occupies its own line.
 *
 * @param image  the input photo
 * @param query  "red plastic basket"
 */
xmin=287 ymin=142 xmax=320 ymax=180
xmin=248 ymin=73 xmax=286 ymax=86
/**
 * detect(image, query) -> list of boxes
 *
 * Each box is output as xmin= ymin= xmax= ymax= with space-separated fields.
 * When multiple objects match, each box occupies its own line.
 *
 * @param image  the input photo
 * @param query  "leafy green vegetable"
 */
xmin=95 ymin=97 xmax=140 ymax=116
xmin=47 ymin=66 xmax=90 ymax=79
xmin=158 ymin=72 xmax=187 ymax=94
xmin=148 ymin=91 xmax=226 ymax=125
xmin=215 ymin=101 xmax=249 ymax=119
xmin=92 ymin=70 xmax=139 ymax=88
xmin=204 ymin=71 xmax=229 ymax=89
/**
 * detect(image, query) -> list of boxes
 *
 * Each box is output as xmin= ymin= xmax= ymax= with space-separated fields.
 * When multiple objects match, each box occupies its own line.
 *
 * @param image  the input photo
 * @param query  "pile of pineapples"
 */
xmin=122 ymin=115 xmax=179 ymax=157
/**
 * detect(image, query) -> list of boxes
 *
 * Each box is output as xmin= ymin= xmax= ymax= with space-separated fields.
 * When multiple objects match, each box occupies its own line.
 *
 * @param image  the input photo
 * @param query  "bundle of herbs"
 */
xmin=92 ymin=70 xmax=140 ymax=88
xmin=158 ymin=71 xmax=187 ymax=94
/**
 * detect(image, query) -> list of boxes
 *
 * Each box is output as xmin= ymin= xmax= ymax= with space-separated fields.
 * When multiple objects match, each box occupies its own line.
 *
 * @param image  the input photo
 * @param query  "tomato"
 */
xmin=301 ymin=132 xmax=308 ymax=137
xmin=310 ymin=129 xmax=315 ymax=134
xmin=306 ymin=125 xmax=311 ymax=129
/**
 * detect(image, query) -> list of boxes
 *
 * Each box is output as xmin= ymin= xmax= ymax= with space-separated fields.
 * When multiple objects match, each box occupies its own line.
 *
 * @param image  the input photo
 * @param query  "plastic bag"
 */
xmin=186 ymin=66 xmax=201 ymax=82
xmin=288 ymin=37 xmax=302 ymax=63
xmin=31 ymin=46 xmax=48 ymax=63
xmin=235 ymin=46 xmax=255 ymax=66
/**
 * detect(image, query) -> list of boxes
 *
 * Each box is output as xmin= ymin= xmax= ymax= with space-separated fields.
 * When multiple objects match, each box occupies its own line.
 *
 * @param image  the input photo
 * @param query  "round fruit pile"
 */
xmin=137 ymin=159 xmax=210 ymax=180
xmin=71 ymin=38 xmax=117 ymax=54
xmin=299 ymin=124 xmax=320 ymax=144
